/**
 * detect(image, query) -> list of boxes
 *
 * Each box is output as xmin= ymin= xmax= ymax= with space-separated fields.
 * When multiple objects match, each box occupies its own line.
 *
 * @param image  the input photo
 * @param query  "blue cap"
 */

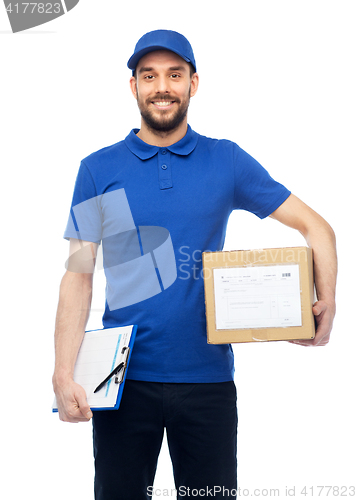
xmin=127 ymin=29 xmax=196 ymax=74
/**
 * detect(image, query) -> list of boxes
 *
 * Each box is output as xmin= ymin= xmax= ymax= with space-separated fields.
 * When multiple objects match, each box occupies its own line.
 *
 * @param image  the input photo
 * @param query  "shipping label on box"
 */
xmin=202 ymin=247 xmax=315 ymax=344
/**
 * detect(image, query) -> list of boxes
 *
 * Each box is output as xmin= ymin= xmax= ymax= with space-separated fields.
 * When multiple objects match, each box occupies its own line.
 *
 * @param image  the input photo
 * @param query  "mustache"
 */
xmin=146 ymin=94 xmax=180 ymax=104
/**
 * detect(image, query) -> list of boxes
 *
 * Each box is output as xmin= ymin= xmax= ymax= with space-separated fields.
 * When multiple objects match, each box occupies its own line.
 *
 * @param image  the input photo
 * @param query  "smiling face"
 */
xmin=130 ymin=50 xmax=199 ymax=140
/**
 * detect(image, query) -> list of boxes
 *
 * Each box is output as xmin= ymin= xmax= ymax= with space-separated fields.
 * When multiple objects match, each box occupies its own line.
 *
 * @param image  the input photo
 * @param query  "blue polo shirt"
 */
xmin=64 ymin=125 xmax=291 ymax=383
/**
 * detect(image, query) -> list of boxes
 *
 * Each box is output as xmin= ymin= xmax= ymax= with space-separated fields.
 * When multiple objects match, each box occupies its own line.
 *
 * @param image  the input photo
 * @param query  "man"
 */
xmin=53 ymin=30 xmax=337 ymax=499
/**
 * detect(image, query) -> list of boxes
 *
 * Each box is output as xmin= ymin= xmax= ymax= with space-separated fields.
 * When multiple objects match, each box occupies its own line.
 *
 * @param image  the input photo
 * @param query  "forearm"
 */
xmin=270 ymin=195 xmax=337 ymax=306
xmin=53 ymin=271 xmax=93 ymax=387
xmin=304 ymin=218 xmax=337 ymax=309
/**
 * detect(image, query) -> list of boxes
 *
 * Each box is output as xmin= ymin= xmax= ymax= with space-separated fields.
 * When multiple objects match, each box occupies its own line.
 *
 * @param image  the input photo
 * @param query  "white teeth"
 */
xmin=154 ymin=101 xmax=173 ymax=106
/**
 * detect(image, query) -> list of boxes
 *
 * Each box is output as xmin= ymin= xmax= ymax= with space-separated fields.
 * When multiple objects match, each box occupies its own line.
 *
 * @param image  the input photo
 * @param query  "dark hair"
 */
xmin=188 ymin=63 xmax=196 ymax=77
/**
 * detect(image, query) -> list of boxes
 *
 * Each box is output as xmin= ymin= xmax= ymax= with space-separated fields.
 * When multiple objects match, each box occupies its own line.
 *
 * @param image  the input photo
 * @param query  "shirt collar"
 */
xmin=124 ymin=124 xmax=199 ymax=160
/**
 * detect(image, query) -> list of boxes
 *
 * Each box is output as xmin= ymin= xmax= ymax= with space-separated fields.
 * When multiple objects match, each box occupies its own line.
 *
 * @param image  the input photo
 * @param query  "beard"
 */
xmin=136 ymin=87 xmax=191 ymax=133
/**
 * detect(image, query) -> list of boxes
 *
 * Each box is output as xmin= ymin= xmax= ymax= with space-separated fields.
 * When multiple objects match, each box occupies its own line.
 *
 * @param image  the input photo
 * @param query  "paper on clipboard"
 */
xmin=52 ymin=325 xmax=137 ymax=411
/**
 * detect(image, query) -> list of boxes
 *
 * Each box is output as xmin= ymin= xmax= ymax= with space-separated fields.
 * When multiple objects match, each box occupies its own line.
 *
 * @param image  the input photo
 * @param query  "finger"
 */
xmin=314 ymin=332 xmax=330 ymax=346
xmin=289 ymin=340 xmax=312 ymax=347
xmin=312 ymin=301 xmax=328 ymax=317
xmin=59 ymin=408 xmax=89 ymax=423
xmin=65 ymin=410 xmax=92 ymax=423
xmin=292 ymin=338 xmax=329 ymax=347
xmin=76 ymin=393 xmax=93 ymax=420
xmin=81 ymin=407 xmax=93 ymax=420
xmin=288 ymin=336 xmax=329 ymax=347
xmin=60 ymin=396 xmax=92 ymax=423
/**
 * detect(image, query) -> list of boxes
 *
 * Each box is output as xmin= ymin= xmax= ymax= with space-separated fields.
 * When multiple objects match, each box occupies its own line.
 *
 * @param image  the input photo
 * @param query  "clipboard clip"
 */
xmin=115 ymin=347 xmax=130 ymax=384
xmin=93 ymin=347 xmax=131 ymax=393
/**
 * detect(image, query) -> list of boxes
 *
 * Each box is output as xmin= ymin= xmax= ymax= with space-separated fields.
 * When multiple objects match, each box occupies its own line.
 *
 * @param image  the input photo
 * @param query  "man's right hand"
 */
xmin=53 ymin=377 xmax=93 ymax=423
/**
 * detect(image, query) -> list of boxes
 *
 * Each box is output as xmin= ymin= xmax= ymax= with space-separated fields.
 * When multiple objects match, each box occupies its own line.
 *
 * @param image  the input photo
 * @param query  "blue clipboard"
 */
xmin=53 ymin=324 xmax=137 ymax=412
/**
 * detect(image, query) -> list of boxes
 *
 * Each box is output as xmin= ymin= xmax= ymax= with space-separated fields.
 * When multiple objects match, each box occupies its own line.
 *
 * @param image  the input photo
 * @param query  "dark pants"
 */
xmin=92 ymin=380 xmax=238 ymax=499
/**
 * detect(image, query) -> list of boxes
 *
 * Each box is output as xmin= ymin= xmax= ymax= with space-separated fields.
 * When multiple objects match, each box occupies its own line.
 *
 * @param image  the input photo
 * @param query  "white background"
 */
xmin=1 ymin=1 xmax=356 ymax=498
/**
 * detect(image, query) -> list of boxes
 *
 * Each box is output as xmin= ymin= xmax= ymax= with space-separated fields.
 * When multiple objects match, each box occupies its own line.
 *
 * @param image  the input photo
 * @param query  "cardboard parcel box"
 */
xmin=202 ymin=247 xmax=315 ymax=344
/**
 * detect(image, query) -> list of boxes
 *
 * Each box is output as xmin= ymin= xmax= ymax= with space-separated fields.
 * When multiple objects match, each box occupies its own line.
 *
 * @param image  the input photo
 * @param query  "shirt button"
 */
xmin=161 ymin=149 xmax=167 ymax=155
xmin=161 ymin=164 xmax=168 ymax=170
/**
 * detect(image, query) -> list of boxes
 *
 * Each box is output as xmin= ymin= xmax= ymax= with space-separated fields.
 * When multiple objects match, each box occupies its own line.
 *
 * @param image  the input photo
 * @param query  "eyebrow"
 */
xmin=138 ymin=67 xmax=154 ymax=74
xmin=138 ymin=65 xmax=187 ymax=74
xmin=168 ymin=66 xmax=186 ymax=72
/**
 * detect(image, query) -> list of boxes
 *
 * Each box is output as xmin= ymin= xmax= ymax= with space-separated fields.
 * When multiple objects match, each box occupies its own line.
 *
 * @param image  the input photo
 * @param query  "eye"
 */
xmin=170 ymin=73 xmax=180 ymax=79
xmin=144 ymin=75 xmax=154 ymax=80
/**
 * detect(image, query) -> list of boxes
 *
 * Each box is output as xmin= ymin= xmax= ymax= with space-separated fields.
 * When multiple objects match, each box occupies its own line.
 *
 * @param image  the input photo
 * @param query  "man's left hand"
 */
xmin=289 ymin=300 xmax=335 ymax=347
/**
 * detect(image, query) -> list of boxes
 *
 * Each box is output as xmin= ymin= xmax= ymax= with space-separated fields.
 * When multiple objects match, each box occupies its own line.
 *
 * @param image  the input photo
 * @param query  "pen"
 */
xmin=94 ymin=362 xmax=124 ymax=393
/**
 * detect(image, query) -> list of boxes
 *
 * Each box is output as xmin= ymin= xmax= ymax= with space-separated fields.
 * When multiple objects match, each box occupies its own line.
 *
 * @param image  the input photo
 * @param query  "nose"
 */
xmin=154 ymin=75 xmax=171 ymax=94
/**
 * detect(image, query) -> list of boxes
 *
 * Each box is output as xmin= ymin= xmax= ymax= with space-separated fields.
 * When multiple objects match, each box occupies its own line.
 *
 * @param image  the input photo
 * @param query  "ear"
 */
xmin=130 ymin=76 xmax=138 ymax=99
xmin=190 ymin=73 xmax=199 ymax=98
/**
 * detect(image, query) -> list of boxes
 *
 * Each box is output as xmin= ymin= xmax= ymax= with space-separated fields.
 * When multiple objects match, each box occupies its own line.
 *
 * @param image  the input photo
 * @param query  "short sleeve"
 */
xmin=63 ymin=160 xmax=102 ymax=243
xmin=232 ymin=143 xmax=291 ymax=218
